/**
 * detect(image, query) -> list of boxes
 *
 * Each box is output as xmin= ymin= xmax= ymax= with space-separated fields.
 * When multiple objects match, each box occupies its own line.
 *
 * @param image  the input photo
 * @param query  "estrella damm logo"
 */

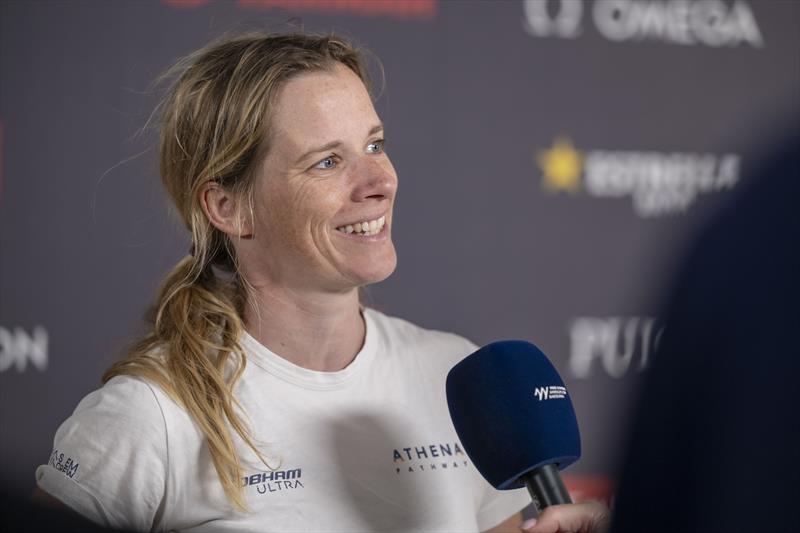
xmin=536 ymin=136 xmax=740 ymax=217
xmin=537 ymin=137 xmax=584 ymax=194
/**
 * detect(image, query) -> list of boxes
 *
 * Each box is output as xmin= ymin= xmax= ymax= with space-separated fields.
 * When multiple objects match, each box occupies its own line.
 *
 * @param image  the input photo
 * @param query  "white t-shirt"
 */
xmin=36 ymin=308 xmax=529 ymax=532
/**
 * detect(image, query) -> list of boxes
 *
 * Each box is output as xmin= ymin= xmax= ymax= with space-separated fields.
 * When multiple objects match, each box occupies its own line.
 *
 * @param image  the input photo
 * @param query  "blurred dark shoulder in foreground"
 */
xmin=1 ymin=488 xmax=130 ymax=532
xmin=612 ymin=129 xmax=800 ymax=533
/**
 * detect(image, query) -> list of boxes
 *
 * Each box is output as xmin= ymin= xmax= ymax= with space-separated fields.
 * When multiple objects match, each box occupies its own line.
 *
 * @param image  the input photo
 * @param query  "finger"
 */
xmin=520 ymin=502 xmax=609 ymax=533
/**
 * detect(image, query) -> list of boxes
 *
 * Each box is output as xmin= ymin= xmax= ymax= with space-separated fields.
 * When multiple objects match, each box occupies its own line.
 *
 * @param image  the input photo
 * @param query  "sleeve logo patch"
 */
xmin=49 ymin=449 xmax=80 ymax=479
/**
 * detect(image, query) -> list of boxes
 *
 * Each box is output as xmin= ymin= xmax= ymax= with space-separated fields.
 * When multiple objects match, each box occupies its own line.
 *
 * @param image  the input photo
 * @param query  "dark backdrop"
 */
xmin=2 ymin=0 xmax=798 ymax=502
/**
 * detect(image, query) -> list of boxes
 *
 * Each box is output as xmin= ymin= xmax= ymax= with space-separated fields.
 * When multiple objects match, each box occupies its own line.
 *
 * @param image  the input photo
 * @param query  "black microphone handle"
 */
xmin=522 ymin=463 xmax=572 ymax=513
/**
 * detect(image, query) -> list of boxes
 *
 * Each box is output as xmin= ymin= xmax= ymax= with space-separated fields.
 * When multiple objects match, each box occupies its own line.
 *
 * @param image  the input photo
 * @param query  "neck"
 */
xmin=243 ymin=284 xmax=365 ymax=372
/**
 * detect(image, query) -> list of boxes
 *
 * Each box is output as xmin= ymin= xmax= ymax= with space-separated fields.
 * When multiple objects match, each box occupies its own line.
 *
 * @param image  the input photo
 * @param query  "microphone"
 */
xmin=445 ymin=340 xmax=581 ymax=512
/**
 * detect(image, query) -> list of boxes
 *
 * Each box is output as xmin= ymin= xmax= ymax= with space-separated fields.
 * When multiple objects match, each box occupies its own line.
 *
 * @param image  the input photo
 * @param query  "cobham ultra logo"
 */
xmin=534 ymin=385 xmax=568 ymax=401
xmin=242 ymin=468 xmax=304 ymax=495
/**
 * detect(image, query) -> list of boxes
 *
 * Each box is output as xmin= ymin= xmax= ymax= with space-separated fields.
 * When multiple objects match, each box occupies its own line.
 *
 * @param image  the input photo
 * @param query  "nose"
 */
xmin=350 ymin=157 xmax=397 ymax=203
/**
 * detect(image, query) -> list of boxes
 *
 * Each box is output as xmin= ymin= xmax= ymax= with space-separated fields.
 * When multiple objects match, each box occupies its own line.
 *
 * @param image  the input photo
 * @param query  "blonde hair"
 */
xmin=103 ymin=32 xmax=370 ymax=510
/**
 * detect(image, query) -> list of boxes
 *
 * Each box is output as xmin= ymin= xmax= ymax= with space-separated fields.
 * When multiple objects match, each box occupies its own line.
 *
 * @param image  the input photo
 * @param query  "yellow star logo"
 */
xmin=537 ymin=137 xmax=583 ymax=193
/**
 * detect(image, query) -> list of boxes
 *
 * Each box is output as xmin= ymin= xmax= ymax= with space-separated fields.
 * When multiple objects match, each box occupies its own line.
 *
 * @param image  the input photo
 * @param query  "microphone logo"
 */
xmin=534 ymin=385 xmax=568 ymax=401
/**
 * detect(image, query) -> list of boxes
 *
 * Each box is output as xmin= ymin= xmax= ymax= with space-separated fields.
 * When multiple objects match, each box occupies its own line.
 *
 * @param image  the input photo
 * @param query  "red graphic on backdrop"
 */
xmin=164 ymin=0 xmax=437 ymax=20
xmin=563 ymin=474 xmax=614 ymax=505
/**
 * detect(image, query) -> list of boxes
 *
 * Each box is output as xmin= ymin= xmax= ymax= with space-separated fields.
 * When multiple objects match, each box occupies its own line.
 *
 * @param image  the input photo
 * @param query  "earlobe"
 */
xmin=199 ymin=182 xmax=254 ymax=238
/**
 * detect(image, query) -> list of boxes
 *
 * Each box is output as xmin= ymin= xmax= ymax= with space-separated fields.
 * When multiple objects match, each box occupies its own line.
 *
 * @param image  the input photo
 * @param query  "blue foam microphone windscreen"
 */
xmin=446 ymin=340 xmax=581 ymax=510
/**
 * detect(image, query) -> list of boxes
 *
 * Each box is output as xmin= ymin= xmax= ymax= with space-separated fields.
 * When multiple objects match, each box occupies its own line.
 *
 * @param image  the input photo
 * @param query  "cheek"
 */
xmin=252 ymin=182 xmax=296 ymax=244
xmin=279 ymin=182 xmax=346 ymax=248
xmin=257 ymin=175 xmax=347 ymax=237
xmin=295 ymin=182 xmax=344 ymax=218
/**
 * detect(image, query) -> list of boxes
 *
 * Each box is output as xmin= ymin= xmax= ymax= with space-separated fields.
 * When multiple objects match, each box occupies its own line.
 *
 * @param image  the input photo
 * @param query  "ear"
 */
xmin=199 ymin=181 xmax=254 ymax=238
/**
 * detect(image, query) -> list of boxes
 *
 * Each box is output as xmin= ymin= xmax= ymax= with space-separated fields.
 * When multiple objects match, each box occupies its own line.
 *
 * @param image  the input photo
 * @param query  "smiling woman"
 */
xmin=221 ymin=64 xmax=399 ymax=295
xmin=32 ymin=32 xmax=531 ymax=532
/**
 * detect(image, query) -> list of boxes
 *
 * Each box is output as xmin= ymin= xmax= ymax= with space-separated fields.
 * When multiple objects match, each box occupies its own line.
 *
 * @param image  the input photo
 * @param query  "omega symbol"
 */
xmin=523 ymin=0 xmax=584 ymax=39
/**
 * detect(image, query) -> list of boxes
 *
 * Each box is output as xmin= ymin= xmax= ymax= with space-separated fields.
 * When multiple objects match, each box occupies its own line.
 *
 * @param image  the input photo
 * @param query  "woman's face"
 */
xmin=243 ymin=64 xmax=398 ymax=293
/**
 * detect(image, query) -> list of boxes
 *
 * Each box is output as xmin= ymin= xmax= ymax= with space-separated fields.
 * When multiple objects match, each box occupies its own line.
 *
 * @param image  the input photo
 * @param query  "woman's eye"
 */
xmin=314 ymin=156 xmax=337 ymax=170
xmin=366 ymin=139 xmax=385 ymax=154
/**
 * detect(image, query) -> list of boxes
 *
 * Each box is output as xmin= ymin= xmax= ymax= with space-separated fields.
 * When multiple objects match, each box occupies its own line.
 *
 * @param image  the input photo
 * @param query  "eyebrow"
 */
xmin=294 ymin=123 xmax=384 ymax=166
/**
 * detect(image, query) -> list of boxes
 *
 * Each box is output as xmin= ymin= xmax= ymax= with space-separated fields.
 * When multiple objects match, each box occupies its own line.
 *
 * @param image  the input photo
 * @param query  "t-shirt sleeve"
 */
xmin=35 ymin=376 xmax=169 ymax=532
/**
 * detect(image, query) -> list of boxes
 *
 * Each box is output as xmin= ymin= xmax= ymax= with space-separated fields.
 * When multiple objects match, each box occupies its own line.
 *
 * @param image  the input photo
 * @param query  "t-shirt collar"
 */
xmin=241 ymin=308 xmax=378 ymax=390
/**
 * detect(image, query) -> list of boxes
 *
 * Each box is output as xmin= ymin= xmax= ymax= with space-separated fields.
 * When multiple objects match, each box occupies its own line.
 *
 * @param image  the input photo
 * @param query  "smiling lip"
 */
xmin=336 ymin=222 xmax=388 ymax=241
xmin=334 ymin=214 xmax=387 ymax=237
xmin=334 ymin=215 xmax=389 ymax=241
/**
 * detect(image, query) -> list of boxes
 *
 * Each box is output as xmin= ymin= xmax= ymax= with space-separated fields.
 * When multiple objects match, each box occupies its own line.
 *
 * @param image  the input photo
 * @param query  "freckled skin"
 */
xmin=241 ymin=65 xmax=398 ymax=293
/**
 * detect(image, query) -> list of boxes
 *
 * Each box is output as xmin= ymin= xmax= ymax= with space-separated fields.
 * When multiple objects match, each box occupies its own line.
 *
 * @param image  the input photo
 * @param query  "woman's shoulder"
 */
xmin=78 ymin=374 xmax=168 ymax=410
xmin=63 ymin=375 xmax=176 ymax=442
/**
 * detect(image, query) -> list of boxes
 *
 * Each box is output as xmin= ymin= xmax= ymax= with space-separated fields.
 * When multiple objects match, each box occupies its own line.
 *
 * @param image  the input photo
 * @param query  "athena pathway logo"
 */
xmin=393 ymin=442 xmax=469 ymax=474
xmin=536 ymin=137 xmax=740 ymax=217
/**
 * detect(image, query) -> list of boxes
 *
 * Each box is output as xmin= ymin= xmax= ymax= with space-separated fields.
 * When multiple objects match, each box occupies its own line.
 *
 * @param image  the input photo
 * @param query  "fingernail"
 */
xmin=520 ymin=517 xmax=537 ymax=531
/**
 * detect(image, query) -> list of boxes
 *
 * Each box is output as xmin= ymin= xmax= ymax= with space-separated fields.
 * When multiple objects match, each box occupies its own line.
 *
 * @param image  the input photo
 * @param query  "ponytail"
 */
xmin=103 ymin=252 xmax=270 ymax=511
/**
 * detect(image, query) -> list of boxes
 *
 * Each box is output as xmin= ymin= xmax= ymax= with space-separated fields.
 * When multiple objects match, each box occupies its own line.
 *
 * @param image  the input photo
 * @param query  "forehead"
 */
xmin=268 ymin=64 xmax=379 ymax=153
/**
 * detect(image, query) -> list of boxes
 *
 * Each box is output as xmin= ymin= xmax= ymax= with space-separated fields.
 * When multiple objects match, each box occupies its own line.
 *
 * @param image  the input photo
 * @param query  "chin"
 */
xmin=351 ymin=254 xmax=397 ymax=287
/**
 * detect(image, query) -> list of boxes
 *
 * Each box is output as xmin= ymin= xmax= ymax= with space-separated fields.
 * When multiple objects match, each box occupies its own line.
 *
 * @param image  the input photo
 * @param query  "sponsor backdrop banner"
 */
xmin=1 ymin=0 xmax=798 ymax=504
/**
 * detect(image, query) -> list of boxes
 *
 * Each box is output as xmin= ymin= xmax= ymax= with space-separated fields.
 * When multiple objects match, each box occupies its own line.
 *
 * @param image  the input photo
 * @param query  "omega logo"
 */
xmin=523 ymin=0 xmax=763 ymax=48
xmin=0 ymin=326 xmax=49 ymax=373
xmin=523 ymin=0 xmax=584 ymax=39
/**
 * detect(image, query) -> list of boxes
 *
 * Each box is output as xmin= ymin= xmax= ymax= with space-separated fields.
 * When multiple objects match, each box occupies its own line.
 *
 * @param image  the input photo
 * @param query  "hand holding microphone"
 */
xmin=521 ymin=502 xmax=610 ymax=533
xmin=446 ymin=340 xmax=609 ymax=533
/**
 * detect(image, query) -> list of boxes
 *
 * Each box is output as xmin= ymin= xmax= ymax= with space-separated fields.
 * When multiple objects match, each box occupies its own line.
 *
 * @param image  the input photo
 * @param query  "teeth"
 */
xmin=336 ymin=215 xmax=386 ymax=236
